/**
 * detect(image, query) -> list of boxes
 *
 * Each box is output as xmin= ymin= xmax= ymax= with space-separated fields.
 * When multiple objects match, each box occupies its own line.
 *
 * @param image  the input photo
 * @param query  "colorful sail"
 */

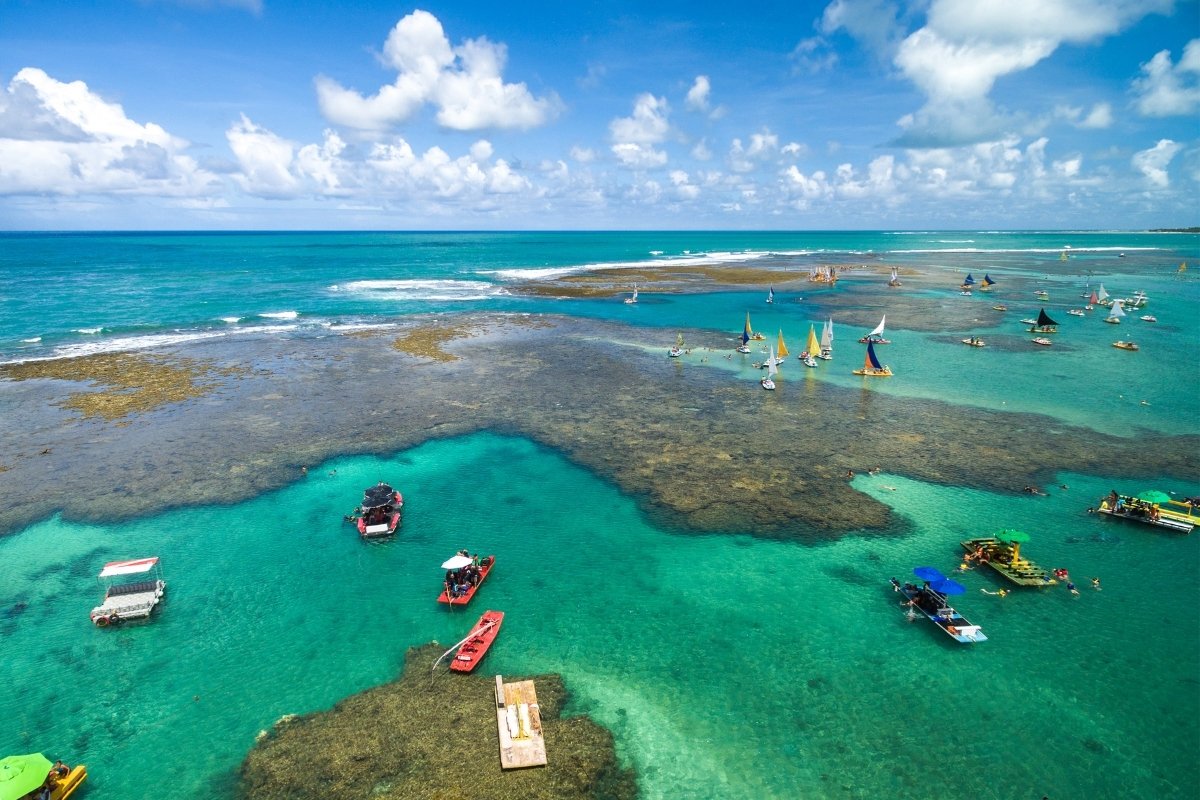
xmin=962 ymin=273 xmax=976 ymax=285
xmin=865 ymin=340 xmax=882 ymax=370
xmin=805 ymin=325 xmax=820 ymax=356
xmin=767 ymin=287 xmax=775 ymax=304
xmin=1089 ymin=290 xmax=1099 ymax=304
xmin=745 ymin=312 xmax=754 ymax=338
xmin=777 ymin=330 xmax=789 ymax=358
xmin=1060 ymin=250 xmax=1068 ymax=261
xmin=982 ymin=274 xmax=995 ymax=286
xmin=1036 ymin=308 xmax=1059 ymax=327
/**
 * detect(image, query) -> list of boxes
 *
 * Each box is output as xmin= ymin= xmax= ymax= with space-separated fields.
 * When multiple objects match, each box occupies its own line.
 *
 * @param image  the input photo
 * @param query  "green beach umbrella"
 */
xmin=996 ymin=529 xmax=1031 ymax=561
xmin=1136 ymin=490 xmax=1171 ymax=504
xmin=0 ymin=753 xmax=52 ymax=800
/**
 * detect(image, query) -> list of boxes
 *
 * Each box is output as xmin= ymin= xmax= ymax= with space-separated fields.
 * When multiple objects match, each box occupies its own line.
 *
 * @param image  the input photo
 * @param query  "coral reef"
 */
xmin=239 ymin=643 xmax=636 ymax=800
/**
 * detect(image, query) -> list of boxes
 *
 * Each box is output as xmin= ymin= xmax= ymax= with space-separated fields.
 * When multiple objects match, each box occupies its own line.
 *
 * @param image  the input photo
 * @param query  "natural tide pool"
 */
xmin=1 ymin=433 xmax=1197 ymax=799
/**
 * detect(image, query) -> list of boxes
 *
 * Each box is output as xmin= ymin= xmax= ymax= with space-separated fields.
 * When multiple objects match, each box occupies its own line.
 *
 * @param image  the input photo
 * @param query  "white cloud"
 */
xmin=570 ymin=146 xmax=595 ymax=163
xmin=227 ymin=114 xmax=301 ymax=195
xmin=730 ymin=131 xmax=780 ymax=172
xmin=889 ymin=0 xmax=1172 ymax=146
xmin=611 ymin=142 xmax=668 ymax=169
xmin=315 ymin=10 xmax=556 ymax=133
xmin=610 ymin=94 xmax=670 ymax=168
xmin=1055 ymin=102 xmax=1114 ymax=129
xmin=790 ymin=37 xmax=839 ymax=74
xmin=691 ymin=139 xmax=713 ymax=161
xmin=0 ymin=67 xmax=217 ymax=196
xmin=610 ymin=94 xmax=670 ymax=144
xmin=1133 ymin=39 xmax=1200 ymax=117
xmin=669 ymin=169 xmax=701 ymax=200
xmin=685 ymin=76 xmax=711 ymax=112
xmin=1132 ymin=138 xmax=1181 ymax=187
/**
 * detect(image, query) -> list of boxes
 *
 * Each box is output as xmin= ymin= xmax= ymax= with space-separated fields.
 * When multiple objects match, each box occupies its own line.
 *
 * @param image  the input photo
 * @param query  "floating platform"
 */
xmin=960 ymin=538 xmax=1057 ymax=586
xmin=495 ymin=676 xmax=547 ymax=769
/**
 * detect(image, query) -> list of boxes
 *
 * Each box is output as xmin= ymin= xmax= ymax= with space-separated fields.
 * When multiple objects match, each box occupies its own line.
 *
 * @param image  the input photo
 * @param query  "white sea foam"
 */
xmin=331 ymin=279 xmax=505 ymax=301
xmin=21 ymin=336 xmax=42 ymax=343
xmin=488 ymin=250 xmax=774 ymax=281
xmin=890 ymin=246 xmax=1160 ymax=255
xmin=219 ymin=316 xmax=243 ymax=324
xmin=49 ymin=331 xmax=228 ymax=360
xmin=75 ymin=327 xmax=104 ymax=335
xmin=260 ymin=311 xmax=299 ymax=320
xmin=327 ymin=322 xmax=401 ymax=333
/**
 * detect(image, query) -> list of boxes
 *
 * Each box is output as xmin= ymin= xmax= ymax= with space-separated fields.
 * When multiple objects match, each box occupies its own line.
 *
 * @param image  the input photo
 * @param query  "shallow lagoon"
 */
xmin=2 ymin=434 xmax=1196 ymax=800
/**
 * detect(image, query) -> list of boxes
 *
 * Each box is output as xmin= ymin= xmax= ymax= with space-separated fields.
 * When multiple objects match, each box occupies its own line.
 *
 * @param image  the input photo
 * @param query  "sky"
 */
xmin=0 ymin=0 xmax=1197 ymax=230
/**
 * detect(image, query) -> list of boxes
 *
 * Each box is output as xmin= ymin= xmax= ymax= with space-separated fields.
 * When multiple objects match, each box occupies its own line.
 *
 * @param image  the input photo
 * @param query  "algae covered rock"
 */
xmin=239 ymin=643 xmax=637 ymax=800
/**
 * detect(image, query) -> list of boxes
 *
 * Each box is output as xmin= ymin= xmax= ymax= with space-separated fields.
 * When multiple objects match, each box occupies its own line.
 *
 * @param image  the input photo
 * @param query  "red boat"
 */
xmin=437 ymin=554 xmax=495 ymax=605
xmin=449 ymin=610 xmax=504 ymax=673
xmin=352 ymin=482 xmax=403 ymax=538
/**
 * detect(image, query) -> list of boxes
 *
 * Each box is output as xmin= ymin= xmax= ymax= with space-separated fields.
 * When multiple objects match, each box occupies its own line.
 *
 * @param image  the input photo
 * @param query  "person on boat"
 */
xmin=472 ymin=553 xmax=481 ymax=567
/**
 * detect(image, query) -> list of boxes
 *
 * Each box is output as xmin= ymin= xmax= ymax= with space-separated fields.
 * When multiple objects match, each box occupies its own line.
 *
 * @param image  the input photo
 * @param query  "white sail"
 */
xmin=868 ymin=315 xmax=886 ymax=337
xmin=1109 ymin=299 xmax=1125 ymax=319
xmin=1097 ymin=284 xmax=1109 ymax=302
xmin=820 ymin=318 xmax=833 ymax=351
xmin=767 ymin=347 xmax=778 ymax=377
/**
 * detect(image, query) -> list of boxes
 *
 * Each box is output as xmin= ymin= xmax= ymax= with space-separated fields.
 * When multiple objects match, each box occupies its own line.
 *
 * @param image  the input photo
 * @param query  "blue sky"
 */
xmin=0 ymin=0 xmax=1196 ymax=230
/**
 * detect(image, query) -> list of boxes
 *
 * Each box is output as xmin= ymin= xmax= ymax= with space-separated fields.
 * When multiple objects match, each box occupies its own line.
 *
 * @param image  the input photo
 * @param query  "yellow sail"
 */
xmin=777 ymin=330 xmax=789 ymax=358
xmin=805 ymin=324 xmax=820 ymax=356
xmin=1180 ymin=262 xmax=1188 ymax=273
xmin=745 ymin=312 xmax=753 ymax=337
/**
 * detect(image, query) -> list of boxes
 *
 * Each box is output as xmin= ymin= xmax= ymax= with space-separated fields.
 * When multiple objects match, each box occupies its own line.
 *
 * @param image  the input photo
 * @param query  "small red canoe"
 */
xmin=450 ymin=610 xmax=504 ymax=673
xmin=437 ymin=555 xmax=495 ymax=605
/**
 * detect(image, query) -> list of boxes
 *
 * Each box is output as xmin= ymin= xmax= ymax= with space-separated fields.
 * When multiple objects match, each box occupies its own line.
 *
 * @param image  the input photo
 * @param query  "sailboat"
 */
xmin=1104 ymin=299 xmax=1125 ymax=324
xmin=624 ymin=284 xmax=638 ymax=304
xmin=745 ymin=311 xmax=765 ymax=340
xmin=817 ymin=317 xmax=833 ymax=360
xmin=736 ymin=319 xmax=751 ymax=353
xmin=858 ymin=315 xmax=890 ymax=344
xmin=761 ymin=346 xmax=777 ymax=390
xmin=960 ymin=273 xmax=976 ymax=289
xmin=776 ymin=329 xmax=790 ymax=360
xmin=767 ymin=287 xmax=775 ymax=304
xmin=669 ymin=332 xmax=684 ymax=356
xmin=852 ymin=340 xmax=892 ymax=376
xmin=1060 ymin=250 xmax=1069 ymax=261
xmin=800 ymin=324 xmax=819 ymax=367
xmin=1087 ymin=290 xmax=1098 ymax=309
xmin=981 ymin=274 xmax=996 ymax=291
xmin=1096 ymin=284 xmax=1111 ymax=307
xmin=1028 ymin=308 xmax=1060 ymax=334
xmin=888 ymin=267 xmax=902 ymax=287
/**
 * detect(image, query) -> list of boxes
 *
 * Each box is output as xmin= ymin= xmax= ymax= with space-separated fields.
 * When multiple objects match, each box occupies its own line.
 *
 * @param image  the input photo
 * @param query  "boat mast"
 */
xmin=431 ymin=619 xmax=498 ymax=679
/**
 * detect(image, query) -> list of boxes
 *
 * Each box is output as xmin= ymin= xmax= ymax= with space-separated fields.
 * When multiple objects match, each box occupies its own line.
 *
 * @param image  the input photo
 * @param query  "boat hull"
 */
xmin=890 ymin=580 xmax=987 ymax=643
xmin=852 ymin=367 xmax=892 ymax=376
xmin=51 ymin=765 xmax=87 ymax=800
xmin=450 ymin=610 xmax=504 ymax=673
xmin=438 ymin=556 xmax=496 ymax=604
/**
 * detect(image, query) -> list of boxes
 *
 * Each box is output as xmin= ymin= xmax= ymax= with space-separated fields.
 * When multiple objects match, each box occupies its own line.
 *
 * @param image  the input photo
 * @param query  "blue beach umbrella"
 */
xmin=930 ymin=578 xmax=967 ymax=595
xmin=913 ymin=566 xmax=945 ymax=582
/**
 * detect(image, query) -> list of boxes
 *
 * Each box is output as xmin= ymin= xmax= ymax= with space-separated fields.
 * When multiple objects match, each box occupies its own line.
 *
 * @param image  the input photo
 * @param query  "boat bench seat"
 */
xmin=108 ymin=580 xmax=158 ymax=597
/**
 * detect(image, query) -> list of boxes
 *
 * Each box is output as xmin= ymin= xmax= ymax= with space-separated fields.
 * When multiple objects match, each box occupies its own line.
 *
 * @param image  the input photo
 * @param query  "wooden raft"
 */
xmin=495 ymin=675 xmax=547 ymax=769
xmin=961 ymin=538 xmax=1056 ymax=586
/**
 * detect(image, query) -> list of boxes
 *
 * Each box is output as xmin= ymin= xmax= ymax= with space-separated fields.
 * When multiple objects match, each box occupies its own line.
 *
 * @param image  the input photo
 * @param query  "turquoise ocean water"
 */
xmin=1 ymin=231 xmax=1198 ymax=799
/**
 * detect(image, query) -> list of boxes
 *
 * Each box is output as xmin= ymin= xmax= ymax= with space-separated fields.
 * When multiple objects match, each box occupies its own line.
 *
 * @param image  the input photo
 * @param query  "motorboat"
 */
xmin=438 ymin=554 xmax=496 ymax=605
xmin=1031 ymin=337 xmax=1052 ymax=346
xmin=1140 ymin=315 xmax=1157 ymax=322
xmin=961 ymin=337 xmax=985 ymax=347
xmin=352 ymin=482 xmax=403 ymax=538
xmin=1067 ymin=309 xmax=1085 ymax=317
xmin=90 ymin=557 xmax=166 ymax=627
xmin=1096 ymin=493 xmax=1195 ymax=533
xmin=890 ymin=571 xmax=987 ymax=643
xmin=1112 ymin=341 xmax=1139 ymax=351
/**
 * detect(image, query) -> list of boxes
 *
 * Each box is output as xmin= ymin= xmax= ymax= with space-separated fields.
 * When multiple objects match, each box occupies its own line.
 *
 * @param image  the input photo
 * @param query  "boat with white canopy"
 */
xmin=89 ymin=557 xmax=166 ymax=627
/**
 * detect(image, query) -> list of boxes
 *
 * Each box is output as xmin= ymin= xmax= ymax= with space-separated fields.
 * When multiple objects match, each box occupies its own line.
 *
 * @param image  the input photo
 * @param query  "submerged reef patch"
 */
xmin=0 ymin=352 xmax=242 ymax=420
xmin=239 ymin=643 xmax=637 ymax=800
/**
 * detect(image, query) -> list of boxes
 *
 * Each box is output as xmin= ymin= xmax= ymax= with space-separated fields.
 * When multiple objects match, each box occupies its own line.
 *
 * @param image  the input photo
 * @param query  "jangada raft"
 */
xmin=351 ymin=481 xmax=403 ymax=538
xmin=852 ymin=340 xmax=892 ymax=376
xmin=449 ymin=610 xmax=504 ymax=673
xmin=90 ymin=557 xmax=166 ymax=627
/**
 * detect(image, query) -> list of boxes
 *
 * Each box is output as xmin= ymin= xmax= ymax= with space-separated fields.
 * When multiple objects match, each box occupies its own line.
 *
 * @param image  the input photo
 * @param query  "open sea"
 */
xmin=1 ymin=230 xmax=1198 ymax=799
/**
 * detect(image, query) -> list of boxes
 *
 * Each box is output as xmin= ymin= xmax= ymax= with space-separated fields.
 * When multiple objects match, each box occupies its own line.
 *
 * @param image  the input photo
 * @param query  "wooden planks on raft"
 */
xmin=495 ymin=675 xmax=548 ymax=769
